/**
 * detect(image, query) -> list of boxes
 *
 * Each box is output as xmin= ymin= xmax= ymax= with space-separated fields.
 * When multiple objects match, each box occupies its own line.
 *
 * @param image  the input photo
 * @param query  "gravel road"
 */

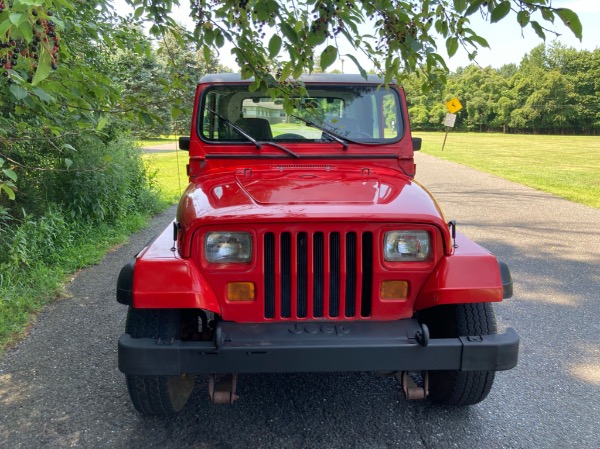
xmin=1 ymin=152 xmax=599 ymax=449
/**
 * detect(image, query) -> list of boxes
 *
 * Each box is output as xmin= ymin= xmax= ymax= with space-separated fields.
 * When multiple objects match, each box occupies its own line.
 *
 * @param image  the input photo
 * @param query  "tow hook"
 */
xmin=397 ymin=371 xmax=429 ymax=400
xmin=208 ymin=373 xmax=239 ymax=404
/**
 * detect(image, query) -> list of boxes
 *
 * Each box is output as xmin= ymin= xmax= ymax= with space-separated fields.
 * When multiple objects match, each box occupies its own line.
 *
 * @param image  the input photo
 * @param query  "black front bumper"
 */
xmin=118 ymin=320 xmax=519 ymax=376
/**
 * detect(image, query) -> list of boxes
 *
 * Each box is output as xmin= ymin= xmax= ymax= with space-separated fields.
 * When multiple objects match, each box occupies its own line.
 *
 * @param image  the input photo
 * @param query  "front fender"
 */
xmin=116 ymin=222 xmax=220 ymax=313
xmin=414 ymin=232 xmax=512 ymax=310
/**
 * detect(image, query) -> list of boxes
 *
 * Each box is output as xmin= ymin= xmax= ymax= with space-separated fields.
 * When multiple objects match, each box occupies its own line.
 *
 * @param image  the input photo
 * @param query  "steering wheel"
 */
xmin=274 ymin=133 xmax=307 ymax=140
xmin=347 ymin=131 xmax=373 ymax=139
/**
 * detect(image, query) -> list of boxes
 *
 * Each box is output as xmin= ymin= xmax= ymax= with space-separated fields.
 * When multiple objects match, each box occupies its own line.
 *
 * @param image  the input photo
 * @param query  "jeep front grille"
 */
xmin=264 ymin=231 xmax=373 ymax=319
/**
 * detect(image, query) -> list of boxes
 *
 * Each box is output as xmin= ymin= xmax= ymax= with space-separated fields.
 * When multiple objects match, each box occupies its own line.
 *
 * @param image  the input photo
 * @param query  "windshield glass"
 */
xmin=199 ymin=84 xmax=403 ymax=144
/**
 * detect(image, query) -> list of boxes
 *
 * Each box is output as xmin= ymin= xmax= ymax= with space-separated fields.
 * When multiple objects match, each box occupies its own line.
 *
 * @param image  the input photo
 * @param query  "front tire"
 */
xmin=124 ymin=308 xmax=196 ymax=415
xmin=419 ymin=303 xmax=497 ymax=406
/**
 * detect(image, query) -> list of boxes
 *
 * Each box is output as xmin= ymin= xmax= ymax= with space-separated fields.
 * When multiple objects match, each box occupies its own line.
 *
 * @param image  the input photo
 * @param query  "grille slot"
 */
xmin=264 ymin=233 xmax=275 ymax=318
xmin=264 ymin=230 xmax=372 ymax=319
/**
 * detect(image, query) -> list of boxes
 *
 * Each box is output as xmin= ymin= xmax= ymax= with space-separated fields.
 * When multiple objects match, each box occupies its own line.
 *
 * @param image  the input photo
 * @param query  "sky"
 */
xmin=113 ymin=0 xmax=600 ymax=72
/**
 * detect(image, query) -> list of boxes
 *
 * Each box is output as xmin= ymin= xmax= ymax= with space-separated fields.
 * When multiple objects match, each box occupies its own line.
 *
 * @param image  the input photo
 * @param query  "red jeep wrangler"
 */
xmin=117 ymin=74 xmax=518 ymax=415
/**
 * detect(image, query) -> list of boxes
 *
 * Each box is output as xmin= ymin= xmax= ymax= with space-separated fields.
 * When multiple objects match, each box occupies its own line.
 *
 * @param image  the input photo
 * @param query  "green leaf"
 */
xmin=281 ymin=62 xmax=294 ymax=80
xmin=215 ymin=30 xmax=225 ymax=48
xmin=268 ymin=35 xmax=282 ymax=59
xmin=134 ymin=7 xmax=144 ymax=19
xmin=19 ymin=0 xmax=45 ymax=6
xmin=9 ymin=13 xmax=23 ymax=26
xmin=344 ymin=54 xmax=367 ymax=79
xmin=453 ymin=0 xmax=467 ymax=14
xmin=556 ymin=8 xmax=582 ymax=40
xmin=9 ymin=84 xmax=28 ymax=100
xmin=171 ymin=106 xmax=182 ymax=121
xmin=2 ymin=169 xmax=17 ymax=182
xmin=1 ymin=184 xmax=16 ymax=201
xmin=446 ymin=37 xmax=459 ymax=57
xmin=468 ymin=34 xmax=489 ymax=48
xmin=32 ymin=51 xmax=52 ymax=86
xmin=204 ymin=28 xmax=214 ymax=46
xmin=240 ymin=63 xmax=254 ymax=80
xmin=0 ymin=19 xmax=12 ymax=36
xmin=541 ymin=8 xmax=554 ymax=23
xmin=280 ymin=22 xmax=299 ymax=45
xmin=64 ymin=159 xmax=73 ymax=170
xmin=306 ymin=31 xmax=326 ymax=47
xmin=490 ymin=1 xmax=511 ymax=23
xmin=18 ymin=20 xmax=34 ymax=43
xmin=320 ymin=45 xmax=338 ymax=71
xmin=530 ymin=21 xmax=546 ymax=40
xmin=140 ymin=112 xmax=153 ymax=126
xmin=465 ymin=0 xmax=485 ymax=16
xmin=96 ymin=117 xmax=108 ymax=131
xmin=517 ymin=10 xmax=530 ymax=28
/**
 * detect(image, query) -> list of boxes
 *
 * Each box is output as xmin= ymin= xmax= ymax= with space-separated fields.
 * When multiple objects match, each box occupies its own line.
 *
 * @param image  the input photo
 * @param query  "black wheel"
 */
xmin=125 ymin=308 xmax=196 ymax=415
xmin=419 ymin=303 xmax=497 ymax=406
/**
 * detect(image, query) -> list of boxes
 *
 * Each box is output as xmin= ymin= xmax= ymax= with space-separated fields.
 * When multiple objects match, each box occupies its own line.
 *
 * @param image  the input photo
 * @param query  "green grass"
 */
xmin=143 ymin=151 xmax=189 ymax=203
xmin=0 ymin=214 xmax=150 ymax=350
xmin=137 ymin=135 xmax=179 ymax=148
xmin=141 ymin=132 xmax=600 ymax=210
xmin=417 ymin=131 xmax=600 ymax=210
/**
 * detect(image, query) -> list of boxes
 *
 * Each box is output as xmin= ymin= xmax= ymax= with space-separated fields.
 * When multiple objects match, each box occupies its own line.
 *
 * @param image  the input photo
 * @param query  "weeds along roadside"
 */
xmin=0 ymin=136 xmax=170 ymax=352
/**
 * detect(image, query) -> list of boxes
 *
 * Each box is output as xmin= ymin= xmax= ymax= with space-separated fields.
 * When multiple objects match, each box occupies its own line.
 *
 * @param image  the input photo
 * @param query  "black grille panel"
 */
xmin=264 ymin=231 xmax=373 ymax=319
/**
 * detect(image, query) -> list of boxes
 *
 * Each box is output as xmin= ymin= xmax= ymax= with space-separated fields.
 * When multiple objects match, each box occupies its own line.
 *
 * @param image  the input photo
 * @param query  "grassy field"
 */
xmin=143 ymin=151 xmax=189 ymax=203
xmin=140 ymin=132 xmax=600 ymax=210
xmin=417 ymin=131 xmax=600 ymax=210
xmin=136 ymin=135 xmax=179 ymax=148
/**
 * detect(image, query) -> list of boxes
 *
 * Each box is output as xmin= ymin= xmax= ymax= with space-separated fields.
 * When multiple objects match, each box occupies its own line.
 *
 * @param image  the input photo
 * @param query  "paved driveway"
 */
xmin=1 ymin=152 xmax=598 ymax=448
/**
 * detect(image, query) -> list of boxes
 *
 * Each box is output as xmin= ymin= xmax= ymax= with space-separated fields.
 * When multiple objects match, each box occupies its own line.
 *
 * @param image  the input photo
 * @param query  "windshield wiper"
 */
xmin=291 ymin=114 xmax=349 ymax=150
xmin=261 ymin=141 xmax=299 ymax=158
xmin=206 ymin=108 xmax=298 ymax=158
xmin=206 ymin=107 xmax=261 ymax=148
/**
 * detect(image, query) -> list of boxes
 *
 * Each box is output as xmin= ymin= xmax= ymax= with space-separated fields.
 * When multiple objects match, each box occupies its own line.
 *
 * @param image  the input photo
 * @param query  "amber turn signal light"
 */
xmin=227 ymin=282 xmax=255 ymax=301
xmin=380 ymin=280 xmax=409 ymax=300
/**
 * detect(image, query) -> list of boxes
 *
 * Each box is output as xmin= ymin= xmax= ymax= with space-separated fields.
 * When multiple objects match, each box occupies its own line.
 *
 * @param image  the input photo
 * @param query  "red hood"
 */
xmin=238 ymin=168 xmax=381 ymax=205
xmin=177 ymin=165 xmax=446 ymax=227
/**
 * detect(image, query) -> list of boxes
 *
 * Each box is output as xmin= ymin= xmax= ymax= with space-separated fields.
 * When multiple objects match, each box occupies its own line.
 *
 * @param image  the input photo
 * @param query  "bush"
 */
xmin=0 ymin=131 xmax=163 ymax=349
xmin=49 ymin=135 xmax=161 ymax=224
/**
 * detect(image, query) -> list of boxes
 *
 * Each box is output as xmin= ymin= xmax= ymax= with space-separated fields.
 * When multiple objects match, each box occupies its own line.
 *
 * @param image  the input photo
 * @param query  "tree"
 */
xmin=0 ymin=1 xmax=583 ymax=97
xmin=156 ymin=26 xmax=230 ymax=133
xmin=107 ymin=26 xmax=173 ymax=137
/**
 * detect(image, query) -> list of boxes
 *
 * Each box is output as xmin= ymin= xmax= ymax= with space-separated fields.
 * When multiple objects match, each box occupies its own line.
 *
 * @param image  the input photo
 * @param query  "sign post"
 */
xmin=442 ymin=97 xmax=462 ymax=151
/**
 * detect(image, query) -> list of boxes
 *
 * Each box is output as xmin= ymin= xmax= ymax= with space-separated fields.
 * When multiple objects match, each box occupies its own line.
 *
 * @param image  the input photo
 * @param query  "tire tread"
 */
xmin=124 ymin=308 xmax=195 ymax=415
xmin=421 ymin=302 xmax=497 ymax=406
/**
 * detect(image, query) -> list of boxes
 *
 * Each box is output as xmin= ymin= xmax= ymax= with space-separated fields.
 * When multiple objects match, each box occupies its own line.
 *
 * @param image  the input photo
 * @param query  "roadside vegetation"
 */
xmin=0 ymin=16 xmax=227 ymax=351
xmin=143 ymin=150 xmax=190 ymax=202
xmin=0 ymin=138 xmax=162 ymax=349
xmin=419 ymin=132 xmax=600 ymax=210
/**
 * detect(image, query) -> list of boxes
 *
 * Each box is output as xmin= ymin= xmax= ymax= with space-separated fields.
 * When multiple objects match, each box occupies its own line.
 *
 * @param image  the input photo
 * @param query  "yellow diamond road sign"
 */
xmin=446 ymin=97 xmax=463 ymax=114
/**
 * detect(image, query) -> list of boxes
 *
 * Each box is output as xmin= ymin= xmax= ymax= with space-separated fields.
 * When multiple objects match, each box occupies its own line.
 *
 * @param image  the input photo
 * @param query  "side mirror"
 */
xmin=412 ymin=137 xmax=422 ymax=151
xmin=179 ymin=136 xmax=190 ymax=151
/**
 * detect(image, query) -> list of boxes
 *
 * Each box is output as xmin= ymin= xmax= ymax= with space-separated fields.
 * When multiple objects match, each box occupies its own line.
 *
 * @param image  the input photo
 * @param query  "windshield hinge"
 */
xmin=236 ymin=168 xmax=253 ymax=179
